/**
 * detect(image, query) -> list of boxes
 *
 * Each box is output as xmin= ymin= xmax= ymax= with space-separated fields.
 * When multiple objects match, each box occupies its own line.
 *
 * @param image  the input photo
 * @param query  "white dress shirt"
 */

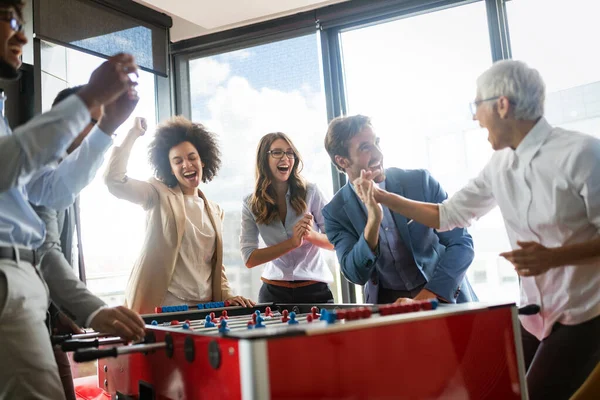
xmin=167 ymin=195 xmax=215 ymax=302
xmin=240 ymin=182 xmax=334 ymax=283
xmin=439 ymin=117 xmax=600 ymax=340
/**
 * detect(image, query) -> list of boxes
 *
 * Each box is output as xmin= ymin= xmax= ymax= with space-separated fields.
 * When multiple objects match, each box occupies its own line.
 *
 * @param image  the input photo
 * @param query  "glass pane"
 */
xmin=40 ymin=41 xmax=67 ymax=81
xmin=340 ymin=1 xmax=520 ymax=303
xmin=189 ymin=33 xmax=339 ymax=301
xmin=507 ymin=0 xmax=600 ymax=134
xmin=41 ymin=71 xmax=67 ymax=111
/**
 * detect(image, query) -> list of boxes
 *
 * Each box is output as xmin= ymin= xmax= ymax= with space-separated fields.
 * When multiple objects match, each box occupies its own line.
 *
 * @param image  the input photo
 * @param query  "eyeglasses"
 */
xmin=469 ymin=96 xmax=517 ymax=117
xmin=469 ymin=96 xmax=501 ymax=116
xmin=267 ymin=150 xmax=296 ymax=160
xmin=0 ymin=10 xmax=23 ymax=32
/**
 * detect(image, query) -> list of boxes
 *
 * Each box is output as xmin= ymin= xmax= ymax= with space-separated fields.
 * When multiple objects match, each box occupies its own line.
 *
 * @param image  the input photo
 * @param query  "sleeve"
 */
xmin=37 ymin=209 xmax=107 ymax=327
xmin=323 ymin=204 xmax=378 ymax=286
xmin=0 ymin=94 xmax=90 ymax=192
xmin=33 ymin=205 xmax=62 ymax=258
xmin=103 ymin=141 xmax=158 ymax=210
xmin=438 ymin=160 xmax=497 ymax=232
xmin=310 ymin=183 xmax=329 ymax=233
xmin=239 ymin=198 xmax=260 ymax=265
xmin=570 ymin=137 xmax=600 ymax=232
xmin=419 ymin=170 xmax=475 ymax=302
xmin=26 ymin=127 xmax=113 ymax=210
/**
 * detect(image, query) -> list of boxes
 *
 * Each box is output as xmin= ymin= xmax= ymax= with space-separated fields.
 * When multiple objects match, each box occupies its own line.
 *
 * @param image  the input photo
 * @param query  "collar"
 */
xmin=513 ymin=117 xmax=552 ymax=166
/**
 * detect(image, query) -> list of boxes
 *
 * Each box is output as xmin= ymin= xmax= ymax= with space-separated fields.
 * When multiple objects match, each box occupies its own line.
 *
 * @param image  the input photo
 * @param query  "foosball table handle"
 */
xmin=74 ymin=348 xmax=118 ymax=363
xmin=62 ymin=339 xmax=101 ymax=352
xmin=517 ymin=304 xmax=540 ymax=315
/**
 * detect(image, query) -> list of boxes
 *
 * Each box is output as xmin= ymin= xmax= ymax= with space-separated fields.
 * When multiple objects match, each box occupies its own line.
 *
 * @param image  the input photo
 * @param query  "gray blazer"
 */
xmin=34 ymin=202 xmax=105 ymax=327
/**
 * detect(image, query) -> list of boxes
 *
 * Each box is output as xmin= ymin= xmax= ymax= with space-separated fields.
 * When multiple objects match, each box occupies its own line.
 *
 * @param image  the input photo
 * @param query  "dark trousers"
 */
xmin=520 ymin=314 xmax=600 ymax=400
xmin=258 ymin=282 xmax=334 ymax=304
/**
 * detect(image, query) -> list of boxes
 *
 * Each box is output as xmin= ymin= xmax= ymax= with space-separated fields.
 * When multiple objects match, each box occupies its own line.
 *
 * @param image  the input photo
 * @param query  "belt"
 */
xmin=0 ymin=246 xmax=39 ymax=266
xmin=261 ymin=277 xmax=321 ymax=289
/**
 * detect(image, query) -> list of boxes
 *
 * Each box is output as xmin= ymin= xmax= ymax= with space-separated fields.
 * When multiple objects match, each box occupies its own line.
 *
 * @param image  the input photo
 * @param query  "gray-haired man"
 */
xmin=353 ymin=60 xmax=600 ymax=399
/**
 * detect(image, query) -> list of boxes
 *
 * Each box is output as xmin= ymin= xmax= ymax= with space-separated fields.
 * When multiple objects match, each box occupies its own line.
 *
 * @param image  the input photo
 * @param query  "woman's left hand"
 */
xmin=226 ymin=296 xmax=256 ymax=307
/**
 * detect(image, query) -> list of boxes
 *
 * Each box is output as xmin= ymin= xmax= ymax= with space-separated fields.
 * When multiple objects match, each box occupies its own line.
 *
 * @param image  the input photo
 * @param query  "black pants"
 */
xmin=258 ymin=282 xmax=334 ymax=304
xmin=520 ymin=315 xmax=600 ymax=400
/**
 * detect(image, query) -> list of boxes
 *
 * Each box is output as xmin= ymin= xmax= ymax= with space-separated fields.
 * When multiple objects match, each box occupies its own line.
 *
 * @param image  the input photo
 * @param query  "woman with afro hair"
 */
xmin=105 ymin=116 xmax=254 ymax=313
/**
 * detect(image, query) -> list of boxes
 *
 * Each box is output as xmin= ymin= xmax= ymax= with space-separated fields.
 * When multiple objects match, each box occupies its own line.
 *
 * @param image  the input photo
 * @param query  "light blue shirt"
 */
xmin=0 ymin=95 xmax=112 ymax=248
xmin=353 ymin=180 xmax=425 ymax=291
xmin=240 ymin=182 xmax=334 ymax=282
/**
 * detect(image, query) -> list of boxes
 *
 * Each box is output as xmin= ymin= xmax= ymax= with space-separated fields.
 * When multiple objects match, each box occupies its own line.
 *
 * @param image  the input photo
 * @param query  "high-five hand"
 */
xmin=77 ymin=53 xmax=139 ymax=110
xmin=354 ymin=169 xmax=383 ymax=223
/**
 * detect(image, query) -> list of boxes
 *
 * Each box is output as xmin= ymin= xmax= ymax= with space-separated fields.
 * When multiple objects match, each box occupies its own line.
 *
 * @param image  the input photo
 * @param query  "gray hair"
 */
xmin=476 ymin=60 xmax=545 ymax=120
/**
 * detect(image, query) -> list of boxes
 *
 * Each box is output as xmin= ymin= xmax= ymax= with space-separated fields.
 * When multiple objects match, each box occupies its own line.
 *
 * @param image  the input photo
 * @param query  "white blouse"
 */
xmin=167 ymin=195 xmax=216 ymax=303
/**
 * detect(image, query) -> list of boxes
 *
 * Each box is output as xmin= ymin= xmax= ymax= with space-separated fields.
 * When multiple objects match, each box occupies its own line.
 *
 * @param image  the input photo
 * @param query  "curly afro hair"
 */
xmin=148 ymin=116 xmax=221 ymax=188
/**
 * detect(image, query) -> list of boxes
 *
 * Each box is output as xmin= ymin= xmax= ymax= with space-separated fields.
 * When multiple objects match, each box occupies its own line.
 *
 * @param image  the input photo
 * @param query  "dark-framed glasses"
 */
xmin=267 ymin=150 xmax=296 ymax=160
xmin=0 ymin=10 xmax=23 ymax=32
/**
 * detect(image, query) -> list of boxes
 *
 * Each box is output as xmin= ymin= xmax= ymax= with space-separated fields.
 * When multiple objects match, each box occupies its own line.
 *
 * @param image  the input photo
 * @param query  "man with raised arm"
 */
xmin=322 ymin=115 xmax=476 ymax=305
xmin=353 ymin=60 xmax=600 ymax=400
xmin=0 ymin=1 xmax=145 ymax=398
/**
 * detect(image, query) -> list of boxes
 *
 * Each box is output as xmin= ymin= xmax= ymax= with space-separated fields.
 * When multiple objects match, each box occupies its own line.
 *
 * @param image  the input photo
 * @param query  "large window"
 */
xmin=339 ymin=1 xmax=520 ymax=303
xmin=188 ymin=33 xmax=340 ymax=301
xmin=506 ymin=0 xmax=600 ymax=136
xmin=41 ymin=42 xmax=158 ymax=307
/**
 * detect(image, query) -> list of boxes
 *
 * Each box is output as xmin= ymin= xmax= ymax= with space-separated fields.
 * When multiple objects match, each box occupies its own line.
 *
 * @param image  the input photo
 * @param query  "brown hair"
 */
xmin=250 ymin=132 xmax=307 ymax=225
xmin=0 ymin=1 xmax=25 ymax=21
xmin=324 ymin=115 xmax=371 ymax=172
xmin=148 ymin=116 xmax=221 ymax=187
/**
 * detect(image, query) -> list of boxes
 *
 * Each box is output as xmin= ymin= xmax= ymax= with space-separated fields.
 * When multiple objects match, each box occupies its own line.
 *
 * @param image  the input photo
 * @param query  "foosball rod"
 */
xmin=51 ymin=331 xmax=112 ymax=345
xmin=73 ymin=342 xmax=167 ymax=363
xmin=61 ymin=337 xmax=128 ymax=352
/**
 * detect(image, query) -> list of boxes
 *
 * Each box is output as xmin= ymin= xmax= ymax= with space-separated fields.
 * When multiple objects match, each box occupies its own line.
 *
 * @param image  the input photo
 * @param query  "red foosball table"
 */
xmin=62 ymin=301 xmax=527 ymax=399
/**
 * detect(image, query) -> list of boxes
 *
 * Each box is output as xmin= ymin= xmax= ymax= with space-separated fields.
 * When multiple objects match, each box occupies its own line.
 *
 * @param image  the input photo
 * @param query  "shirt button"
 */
xmin=385 ymin=227 xmax=389 ymax=231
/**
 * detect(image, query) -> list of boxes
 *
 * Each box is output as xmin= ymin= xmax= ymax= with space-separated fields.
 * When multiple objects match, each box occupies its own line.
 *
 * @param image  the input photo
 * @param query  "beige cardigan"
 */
xmin=104 ymin=141 xmax=234 ymax=314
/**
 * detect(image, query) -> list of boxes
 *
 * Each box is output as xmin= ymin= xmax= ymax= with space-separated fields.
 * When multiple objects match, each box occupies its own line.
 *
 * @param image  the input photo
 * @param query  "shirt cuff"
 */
xmin=85 ymin=305 xmax=108 ymax=328
xmin=438 ymin=202 xmax=451 ymax=232
xmin=61 ymin=94 xmax=91 ymax=130
xmin=358 ymin=233 xmax=379 ymax=264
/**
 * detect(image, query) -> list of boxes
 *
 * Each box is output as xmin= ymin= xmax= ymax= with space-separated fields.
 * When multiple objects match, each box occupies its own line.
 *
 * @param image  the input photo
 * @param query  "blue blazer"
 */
xmin=322 ymin=168 xmax=477 ymax=304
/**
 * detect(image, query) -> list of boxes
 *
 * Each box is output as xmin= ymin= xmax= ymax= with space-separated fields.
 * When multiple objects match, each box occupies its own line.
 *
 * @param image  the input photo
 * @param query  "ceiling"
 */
xmin=134 ymin=0 xmax=349 ymax=42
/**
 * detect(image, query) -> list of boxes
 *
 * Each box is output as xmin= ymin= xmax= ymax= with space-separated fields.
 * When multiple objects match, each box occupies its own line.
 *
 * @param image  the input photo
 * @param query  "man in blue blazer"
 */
xmin=322 ymin=115 xmax=477 ymax=304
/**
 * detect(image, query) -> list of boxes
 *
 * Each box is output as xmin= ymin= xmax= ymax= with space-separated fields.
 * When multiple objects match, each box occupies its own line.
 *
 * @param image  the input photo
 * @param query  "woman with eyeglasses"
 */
xmin=240 ymin=132 xmax=335 ymax=303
